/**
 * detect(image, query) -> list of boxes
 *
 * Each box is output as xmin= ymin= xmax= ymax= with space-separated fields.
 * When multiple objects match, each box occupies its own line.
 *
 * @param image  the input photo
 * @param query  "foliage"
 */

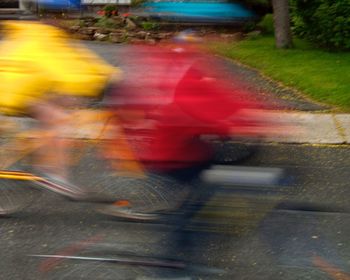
xmin=291 ymin=0 xmax=350 ymax=51
xmin=211 ymin=36 xmax=350 ymax=110
xmin=77 ymin=20 xmax=86 ymax=28
xmin=94 ymin=17 xmax=117 ymax=29
xmin=243 ymin=21 xmax=257 ymax=33
xmin=141 ymin=21 xmax=159 ymax=31
xmin=102 ymin=4 xmax=118 ymax=17
xmin=257 ymin=13 xmax=274 ymax=34
xmin=131 ymin=0 xmax=147 ymax=7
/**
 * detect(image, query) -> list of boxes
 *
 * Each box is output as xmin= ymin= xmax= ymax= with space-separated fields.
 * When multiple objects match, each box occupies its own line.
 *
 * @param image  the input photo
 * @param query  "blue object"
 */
xmin=138 ymin=1 xmax=255 ymax=22
xmin=38 ymin=0 xmax=80 ymax=9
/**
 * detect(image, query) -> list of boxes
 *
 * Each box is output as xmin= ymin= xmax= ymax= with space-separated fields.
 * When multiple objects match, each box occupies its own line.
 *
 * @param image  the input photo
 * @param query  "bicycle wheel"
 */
xmin=69 ymin=143 xmax=190 ymax=212
xmin=0 ymin=178 xmax=39 ymax=215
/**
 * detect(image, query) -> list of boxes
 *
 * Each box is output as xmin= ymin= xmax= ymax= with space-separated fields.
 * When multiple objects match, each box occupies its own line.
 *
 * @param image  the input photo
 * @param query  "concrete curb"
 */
xmin=261 ymin=112 xmax=348 ymax=144
xmin=0 ymin=112 xmax=349 ymax=145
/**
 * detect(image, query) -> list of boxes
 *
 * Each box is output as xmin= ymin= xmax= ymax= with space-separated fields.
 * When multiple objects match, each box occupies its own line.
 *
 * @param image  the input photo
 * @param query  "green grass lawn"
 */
xmin=211 ymin=36 xmax=350 ymax=111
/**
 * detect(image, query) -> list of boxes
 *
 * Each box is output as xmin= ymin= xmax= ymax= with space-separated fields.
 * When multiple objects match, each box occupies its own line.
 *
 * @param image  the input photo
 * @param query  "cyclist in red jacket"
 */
xmin=100 ymin=31 xmax=274 ymax=219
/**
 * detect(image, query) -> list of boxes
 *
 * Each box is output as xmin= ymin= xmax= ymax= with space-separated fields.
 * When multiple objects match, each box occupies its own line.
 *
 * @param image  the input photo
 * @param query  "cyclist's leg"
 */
xmin=30 ymin=99 xmax=69 ymax=176
xmin=29 ymin=98 xmax=89 ymax=199
xmin=100 ymin=163 xmax=216 ymax=259
xmin=164 ymin=165 xmax=218 ymax=261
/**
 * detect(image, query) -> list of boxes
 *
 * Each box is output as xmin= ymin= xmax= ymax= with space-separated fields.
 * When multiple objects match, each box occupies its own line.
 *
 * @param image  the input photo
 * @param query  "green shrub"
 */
xmin=95 ymin=17 xmax=117 ymax=29
xmin=257 ymin=13 xmax=274 ymax=34
xmin=243 ymin=21 xmax=257 ymax=33
xmin=291 ymin=0 xmax=350 ymax=51
xmin=103 ymin=4 xmax=118 ymax=17
xmin=141 ymin=21 xmax=159 ymax=31
xmin=131 ymin=0 xmax=147 ymax=7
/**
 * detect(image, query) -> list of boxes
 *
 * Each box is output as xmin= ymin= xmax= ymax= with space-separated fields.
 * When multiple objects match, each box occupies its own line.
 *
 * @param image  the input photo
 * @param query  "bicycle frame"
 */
xmin=0 ymin=109 xmax=145 ymax=182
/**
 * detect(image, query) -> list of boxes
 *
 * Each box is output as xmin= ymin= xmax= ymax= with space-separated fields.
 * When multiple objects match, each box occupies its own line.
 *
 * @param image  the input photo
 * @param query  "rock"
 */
xmin=109 ymin=32 xmax=126 ymax=43
xmin=98 ymin=28 xmax=112 ymax=35
xmin=69 ymin=25 xmax=81 ymax=32
xmin=94 ymin=32 xmax=108 ymax=41
xmin=246 ymin=30 xmax=262 ymax=38
xmin=112 ymin=16 xmax=125 ymax=26
xmin=135 ymin=30 xmax=148 ymax=39
xmin=220 ymin=32 xmax=244 ymax=41
xmin=145 ymin=38 xmax=156 ymax=45
xmin=125 ymin=18 xmax=137 ymax=30
xmin=83 ymin=20 xmax=96 ymax=27
xmin=88 ymin=27 xmax=99 ymax=32
xmin=110 ymin=29 xmax=126 ymax=35
xmin=125 ymin=31 xmax=137 ymax=38
xmin=80 ymin=27 xmax=98 ymax=35
xmin=153 ymin=32 xmax=173 ymax=40
xmin=129 ymin=38 xmax=145 ymax=44
xmin=80 ymin=28 xmax=93 ymax=35
xmin=74 ymin=33 xmax=93 ymax=41
xmin=85 ymin=22 xmax=95 ymax=27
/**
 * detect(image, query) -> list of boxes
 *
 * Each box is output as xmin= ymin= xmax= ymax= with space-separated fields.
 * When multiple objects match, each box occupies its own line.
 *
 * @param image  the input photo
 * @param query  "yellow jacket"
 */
xmin=0 ymin=21 xmax=120 ymax=115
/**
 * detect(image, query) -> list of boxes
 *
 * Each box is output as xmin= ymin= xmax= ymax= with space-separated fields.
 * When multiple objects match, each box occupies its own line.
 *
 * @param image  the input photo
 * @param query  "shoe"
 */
xmin=97 ymin=204 xmax=160 ymax=221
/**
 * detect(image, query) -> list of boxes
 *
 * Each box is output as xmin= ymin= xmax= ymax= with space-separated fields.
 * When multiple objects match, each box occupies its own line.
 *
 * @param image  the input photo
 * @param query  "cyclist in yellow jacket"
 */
xmin=0 ymin=19 xmax=121 ymax=199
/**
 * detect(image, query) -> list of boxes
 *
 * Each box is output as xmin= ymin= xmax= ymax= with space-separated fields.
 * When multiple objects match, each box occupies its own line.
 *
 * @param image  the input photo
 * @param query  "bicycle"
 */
xmin=0 ymin=108 xmax=169 ymax=215
xmin=27 ymin=160 xmax=292 ymax=280
xmin=28 ymin=152 xmax=350 ymax=279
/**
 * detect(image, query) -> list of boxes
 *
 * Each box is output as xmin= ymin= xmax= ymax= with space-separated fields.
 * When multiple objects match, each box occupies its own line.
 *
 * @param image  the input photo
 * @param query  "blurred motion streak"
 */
xmin=131 ymin=1 xmax=256 ymax=23
xmin=39 ymin=234 xmax=104 ymax=273
xmin=313 ymin=256 xmax=350 ymax=280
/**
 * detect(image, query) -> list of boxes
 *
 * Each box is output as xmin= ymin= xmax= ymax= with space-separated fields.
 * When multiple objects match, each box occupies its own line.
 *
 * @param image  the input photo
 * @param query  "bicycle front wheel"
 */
xmin=0 ymin=178 xmax=39 ymax=215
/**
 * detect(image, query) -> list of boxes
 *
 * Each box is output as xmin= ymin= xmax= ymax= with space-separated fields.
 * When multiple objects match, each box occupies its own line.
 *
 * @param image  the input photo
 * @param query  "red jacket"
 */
xmin=112 ymin=45 xmax=264 ymax=171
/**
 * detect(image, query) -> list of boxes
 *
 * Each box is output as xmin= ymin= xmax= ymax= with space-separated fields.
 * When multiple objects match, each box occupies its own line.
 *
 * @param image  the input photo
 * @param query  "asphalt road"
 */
xmin=0 ymin=144 xmax=349 ymax=280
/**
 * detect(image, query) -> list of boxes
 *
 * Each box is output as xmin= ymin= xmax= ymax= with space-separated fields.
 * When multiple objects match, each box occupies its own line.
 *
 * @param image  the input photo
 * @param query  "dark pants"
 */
xmin=150 ymin=163 xmax=216 ymax=263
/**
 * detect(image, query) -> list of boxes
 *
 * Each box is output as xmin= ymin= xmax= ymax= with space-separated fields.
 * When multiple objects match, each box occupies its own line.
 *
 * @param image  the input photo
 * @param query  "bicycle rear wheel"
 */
xmin=69 ymin=144 xmax=189 ymax=212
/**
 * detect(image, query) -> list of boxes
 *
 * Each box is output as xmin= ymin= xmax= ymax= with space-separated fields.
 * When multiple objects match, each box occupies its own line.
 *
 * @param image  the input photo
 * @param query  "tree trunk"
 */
xmin=272 ymin=0 xmax=293 ymax=48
